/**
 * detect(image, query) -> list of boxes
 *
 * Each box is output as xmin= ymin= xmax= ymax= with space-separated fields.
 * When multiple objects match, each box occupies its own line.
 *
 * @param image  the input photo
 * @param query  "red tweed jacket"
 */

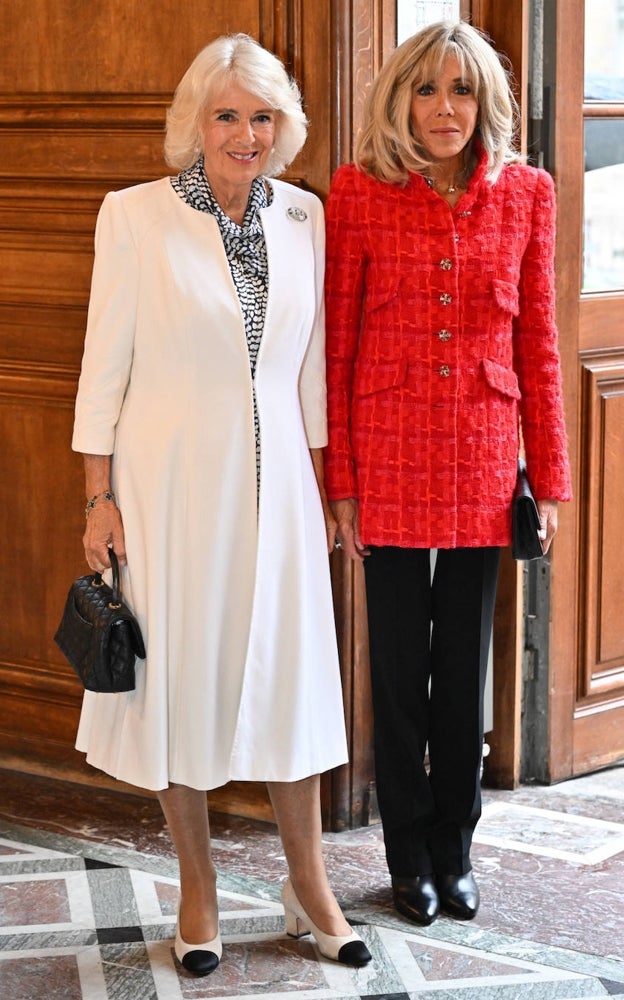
xmin=324 ymin=148 xmax=572 ymax=549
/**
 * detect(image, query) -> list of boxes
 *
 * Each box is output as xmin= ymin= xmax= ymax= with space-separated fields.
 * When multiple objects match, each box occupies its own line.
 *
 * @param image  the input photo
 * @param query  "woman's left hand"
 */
xmin=537 ymin=498 xmax=558 ymax=554
xmin=321 ymin=498 xmax=339 ymax=555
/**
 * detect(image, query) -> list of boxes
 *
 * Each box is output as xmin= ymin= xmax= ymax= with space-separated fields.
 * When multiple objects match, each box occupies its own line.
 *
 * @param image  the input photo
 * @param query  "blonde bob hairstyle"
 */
xmin=355 ymin=21 xmax=520 ymax=185
xmin=165 ymin=34 xmax=308 ymax=176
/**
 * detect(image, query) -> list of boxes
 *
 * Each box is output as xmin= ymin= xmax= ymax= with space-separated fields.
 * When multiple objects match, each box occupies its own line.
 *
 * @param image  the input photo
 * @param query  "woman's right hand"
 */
xmin=330 ymin=498 xmax=370 ymax=562
xmin=83 ymin=501 xmax=127 ymax=572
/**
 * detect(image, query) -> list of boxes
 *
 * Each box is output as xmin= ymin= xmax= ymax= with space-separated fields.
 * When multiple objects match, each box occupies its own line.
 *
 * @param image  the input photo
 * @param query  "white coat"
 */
xmin=72 ymin=177 xmax=348 ymax=791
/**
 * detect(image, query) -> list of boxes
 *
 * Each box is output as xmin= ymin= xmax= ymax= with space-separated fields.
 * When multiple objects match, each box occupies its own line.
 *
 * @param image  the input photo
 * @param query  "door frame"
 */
xmin=545 ymin=0 xmax=582 ymax=780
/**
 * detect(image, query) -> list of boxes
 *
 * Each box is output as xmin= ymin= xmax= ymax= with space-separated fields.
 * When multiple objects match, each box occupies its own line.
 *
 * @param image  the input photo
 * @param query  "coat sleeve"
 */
xmin=298 ymin=193 xmax=328 ymax=448
xmin=72 ymin=191 xmax=138 ymax=455
xmin=513 ymin=169 xmax=572 ymax=501
xmin=323 ymin=164 xmax=367 ymax=499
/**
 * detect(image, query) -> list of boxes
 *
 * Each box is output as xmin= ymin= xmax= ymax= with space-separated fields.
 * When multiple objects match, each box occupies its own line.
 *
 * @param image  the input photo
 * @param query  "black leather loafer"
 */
xmin=391 ymin=874 xmax=440 ymax=925
xmin=436 ymin=871 xmax=480 ymax=920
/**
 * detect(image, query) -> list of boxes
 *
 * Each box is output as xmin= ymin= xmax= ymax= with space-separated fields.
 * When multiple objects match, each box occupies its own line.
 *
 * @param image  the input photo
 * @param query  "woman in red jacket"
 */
xmin=324 ymin=21 xmax=572 ymax=926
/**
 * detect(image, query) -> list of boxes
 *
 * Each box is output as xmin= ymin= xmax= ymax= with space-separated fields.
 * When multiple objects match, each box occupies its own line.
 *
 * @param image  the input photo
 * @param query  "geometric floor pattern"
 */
xmin=1 ymin=762 xmax=624 ymax=999
xmin=475 ymin=802 xmax=624 ymax=865
xmin=2 ymin=823 xmax=624 ymax=999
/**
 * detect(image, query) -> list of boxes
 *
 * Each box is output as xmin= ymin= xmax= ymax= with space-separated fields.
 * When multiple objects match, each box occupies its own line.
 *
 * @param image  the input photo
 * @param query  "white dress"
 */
xmin=72 ymin=174 xmax=348 ymax=791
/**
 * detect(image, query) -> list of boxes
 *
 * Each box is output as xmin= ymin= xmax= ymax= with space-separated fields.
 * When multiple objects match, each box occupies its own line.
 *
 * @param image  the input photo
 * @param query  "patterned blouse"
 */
xmin=171 ymin=157 xmax=272 ymax=489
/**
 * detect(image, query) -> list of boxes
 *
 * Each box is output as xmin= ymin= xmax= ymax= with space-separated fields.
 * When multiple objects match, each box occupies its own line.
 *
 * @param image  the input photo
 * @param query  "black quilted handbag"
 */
xmin=512 ymin=458 xmax=544 ymax=561
xmin=54 ymin=548 xmax=146 ymax=692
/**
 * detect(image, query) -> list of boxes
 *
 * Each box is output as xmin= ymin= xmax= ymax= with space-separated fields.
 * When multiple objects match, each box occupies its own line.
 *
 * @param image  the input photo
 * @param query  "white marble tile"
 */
xmin=75 ymin=947 xmax=110 ymax=1000
xmin=0 ymin=870 xmax=95 ymax=932
xmin=129 ymin=869 xmax=179 ymax=924
xmin=373 ymin=924 xmax=596 ymax=994
xmin=143 ymin=942 xmax=185 ymax=1000
xmin=474 ymin=803 xmax=624 ymax=863
xmin=536 ymin=766 xmax=624 ymax=803
xmin=0 ymin=947 xmax=108 ymax=1000
xmin=0 ymin=836 xmax=75 ymax=863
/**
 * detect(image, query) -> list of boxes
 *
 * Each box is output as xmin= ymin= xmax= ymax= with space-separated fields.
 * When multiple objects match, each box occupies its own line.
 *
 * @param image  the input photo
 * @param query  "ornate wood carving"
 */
xmin=259 ymin=0 xmax=303 ymax=81
xmin=331 ymin=0 xmax=396 ymax=170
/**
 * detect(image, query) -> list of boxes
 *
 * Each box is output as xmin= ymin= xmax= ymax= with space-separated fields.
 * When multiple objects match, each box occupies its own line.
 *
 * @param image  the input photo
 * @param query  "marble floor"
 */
xmin=0 ymin=764 xmax=623 ymax=999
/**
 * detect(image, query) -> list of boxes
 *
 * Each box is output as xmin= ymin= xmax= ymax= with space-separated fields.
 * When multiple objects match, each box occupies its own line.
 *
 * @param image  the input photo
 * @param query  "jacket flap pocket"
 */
xmin=492 ymin=279 xmax=520 ymax=316
xmin=354 ymin=359 xmax=408 ymax=397
xmin=482 ymin=358 xmax=521 ymax=399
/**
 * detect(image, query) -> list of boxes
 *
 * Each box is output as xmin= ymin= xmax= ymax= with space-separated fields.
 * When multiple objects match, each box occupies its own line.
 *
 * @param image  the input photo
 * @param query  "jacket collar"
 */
xmin=408 ymin=139 xmax=491 ymax=210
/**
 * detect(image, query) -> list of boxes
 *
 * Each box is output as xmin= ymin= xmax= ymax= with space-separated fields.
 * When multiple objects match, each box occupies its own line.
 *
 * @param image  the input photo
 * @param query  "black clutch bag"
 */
xmin=512 ymin=459 xmax=544 ymax=561
xmin=54 ymin=548 xmax=146 ymax=692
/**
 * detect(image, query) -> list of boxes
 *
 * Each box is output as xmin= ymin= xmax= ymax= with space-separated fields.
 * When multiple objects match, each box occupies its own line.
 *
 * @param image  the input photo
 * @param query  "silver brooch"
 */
xmin=287 ymin=206 xmax=307 ymax=222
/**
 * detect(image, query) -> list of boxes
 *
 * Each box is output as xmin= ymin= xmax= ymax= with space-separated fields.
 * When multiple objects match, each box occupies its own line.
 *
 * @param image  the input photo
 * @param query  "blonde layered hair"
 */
xmin=355 ymin=21 xmax=520 ymax=185
xmin=165 ymin=34 xmax=308 ymax=176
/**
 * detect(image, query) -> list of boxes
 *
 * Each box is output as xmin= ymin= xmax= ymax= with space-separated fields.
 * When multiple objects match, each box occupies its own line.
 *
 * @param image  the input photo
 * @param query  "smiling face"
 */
xmin=200 ymin=80 xmax=277 ymax=201
xmin=410 ymin=54 xmax=479 ymax=169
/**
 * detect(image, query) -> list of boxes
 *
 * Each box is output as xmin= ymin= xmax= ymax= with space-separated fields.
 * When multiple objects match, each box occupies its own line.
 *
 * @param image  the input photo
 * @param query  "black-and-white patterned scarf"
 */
xmin=171 ymin=157 xmax=273 ymax=492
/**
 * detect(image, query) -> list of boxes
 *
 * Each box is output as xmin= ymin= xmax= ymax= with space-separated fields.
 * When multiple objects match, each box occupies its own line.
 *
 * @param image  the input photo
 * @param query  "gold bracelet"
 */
xmin=85 ymin=490 xmax=116 ymax=518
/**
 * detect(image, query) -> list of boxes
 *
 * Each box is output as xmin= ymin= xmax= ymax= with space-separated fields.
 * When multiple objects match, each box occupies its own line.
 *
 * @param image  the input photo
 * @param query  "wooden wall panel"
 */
xmin=599 ymin=392 xmax=624 ymax=665
xmin=0 ymin=0 xmax=297 ymax=810
xmin=580 ymin=296 xmax=624 ymax=351
xmin=0 ymin=364 xmax=86 ymax=771
xmin=0 ymin=1 xmax=260 ymax=93
xmin=0 ymin=0 xmax=392 ymax=828
xmin=470 ymin=0 xmax=529 ymax=147
xmin=0 ymin=304 xmax=86 ymax=369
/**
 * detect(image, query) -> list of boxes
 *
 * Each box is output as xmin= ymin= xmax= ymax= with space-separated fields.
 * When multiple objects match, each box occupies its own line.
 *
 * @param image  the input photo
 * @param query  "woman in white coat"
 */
xmin=72 ymin=34 xmax=371 ymax=976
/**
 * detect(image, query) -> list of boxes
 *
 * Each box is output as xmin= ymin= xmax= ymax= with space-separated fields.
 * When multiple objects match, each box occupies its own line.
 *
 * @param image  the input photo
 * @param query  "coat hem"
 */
xmin=75 ymin=747 xmax=349 ymax=793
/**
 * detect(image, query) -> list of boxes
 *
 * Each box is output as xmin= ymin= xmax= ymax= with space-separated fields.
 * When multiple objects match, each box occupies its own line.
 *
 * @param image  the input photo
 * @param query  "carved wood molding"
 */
xmin=577 ymin=351 xmax=624 ymax=705
xmin=0 ymin=362 xmax=78 ymax=402
xmin=0 ymin=230 xmax=94 ymax=255
xmin=258 ymin=0 xmax=304 ymax=81
xmin=0 ymin=96 xmax=169 ymax=186
xmin=0 ymin=95 xmax=170 ymax=126
xmin=331 ymin=0 xmax=396 ymax=169
xmin=0 ymin=660 xmax=81 ymax=700
xmin=1 ymin=136 xmax=166 ymax=184
xmin=0 ymin=272 xmax=91 ymax=310
xmin=0 ymin=181 xmax=119 ymax=241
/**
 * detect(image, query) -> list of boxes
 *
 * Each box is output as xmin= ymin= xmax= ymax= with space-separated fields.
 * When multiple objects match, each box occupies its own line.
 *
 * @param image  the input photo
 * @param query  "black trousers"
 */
xmin=364 ymin=545 xmax=501 ymax=878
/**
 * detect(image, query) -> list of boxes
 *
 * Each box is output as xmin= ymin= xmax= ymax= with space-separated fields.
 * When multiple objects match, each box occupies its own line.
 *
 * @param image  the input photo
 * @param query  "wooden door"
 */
xmin=544 ymin=0 xmax=624 ymax=779
xmin=474 ymin=0 xmax=624 ymax=782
